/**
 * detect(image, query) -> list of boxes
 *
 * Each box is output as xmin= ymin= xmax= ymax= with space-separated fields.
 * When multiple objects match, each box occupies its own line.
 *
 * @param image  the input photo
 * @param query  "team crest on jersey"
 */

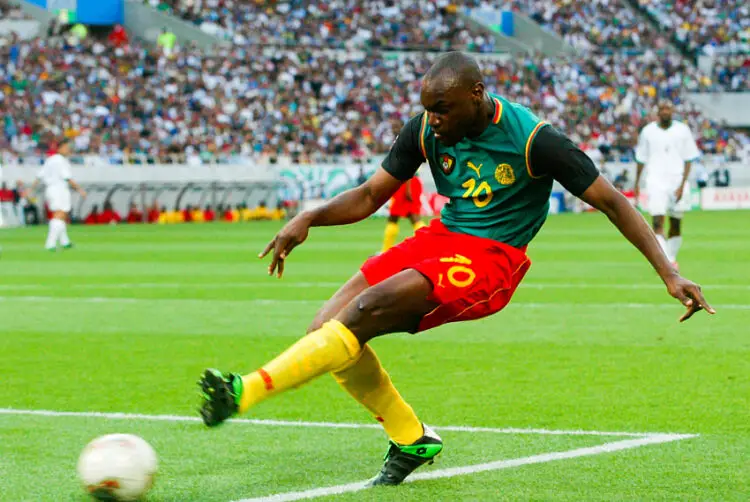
xmin=439 ymin=154 xmax=455 ymax=175
xmin=495 ymin=163 xmax=515 ymax=185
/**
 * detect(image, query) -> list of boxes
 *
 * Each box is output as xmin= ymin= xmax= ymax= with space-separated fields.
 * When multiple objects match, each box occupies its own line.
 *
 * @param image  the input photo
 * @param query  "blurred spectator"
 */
xmin=271 ymin=202 xmax=286 ymax=221
xmin=85 ymin=205 xmax=100 ymax=225
xmin=108 ymin=25 xmax=130 ymax=48
xmin=147 ymin=202 xmax=161 ymax=223
xmin=613 ymin=169 xmax=630 ymax=191
xmin=12 ymin=180 xmax=27 ymax=226
xmin=157 ymin=28 xmax=177 ymax=55
xmin=712 ymin=167 xmax=731 ymax=187
xmin=183 ymin=204 xmax=193 ymax=223
xmin=222 ymin=205 xmax=235 ymax=222
xmin=250 ymin=201 xmax=273 ymax=221
xmin=126 ymin=202 xmax=144 ymax=223
xmin=204 ymin=205 xmax=215 ymax=222
xmin=99 ymin=201 xmax=121 ymax=224
xmin=191 ymin=206 xmax=205 ymax=222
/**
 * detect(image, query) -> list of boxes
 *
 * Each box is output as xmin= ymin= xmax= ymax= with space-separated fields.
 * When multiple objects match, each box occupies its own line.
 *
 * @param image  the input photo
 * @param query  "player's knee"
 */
xmin=353 ymin=288 xmax=392 ymax=322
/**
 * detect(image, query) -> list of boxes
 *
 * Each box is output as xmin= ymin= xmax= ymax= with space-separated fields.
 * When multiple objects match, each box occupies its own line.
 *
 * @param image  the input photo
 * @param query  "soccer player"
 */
xmin=382 ymin=175 xmax=425 ymax=251
xmin=29 ymin=138 xmax=86 ymax=250
xmin=199 ymin=53 xmax=713 ymax=486
xmin=634 ymin=100 xmax=701 ymax=270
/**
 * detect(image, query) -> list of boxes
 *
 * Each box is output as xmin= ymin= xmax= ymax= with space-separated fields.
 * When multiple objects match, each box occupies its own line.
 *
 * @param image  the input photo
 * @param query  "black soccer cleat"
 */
xmin=369 ymin=425 xmax=443 ymax=486
xmin=198 ymin=368 xmax=242 ymax=427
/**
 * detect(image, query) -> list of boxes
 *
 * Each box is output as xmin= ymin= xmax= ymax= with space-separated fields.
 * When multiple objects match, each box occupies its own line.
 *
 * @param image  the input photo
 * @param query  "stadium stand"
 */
xmin=148 ymin=0 xmax=498 ymax=53
xmin=521 ymin=0 xmax=666 ymax=51
xmin=0 ymin=0 xmax=29 ymax=20
xmin=1 ymin=1 xmax=747 ymax=167
xmin=633 ymin=0 xmax=750 ymax=57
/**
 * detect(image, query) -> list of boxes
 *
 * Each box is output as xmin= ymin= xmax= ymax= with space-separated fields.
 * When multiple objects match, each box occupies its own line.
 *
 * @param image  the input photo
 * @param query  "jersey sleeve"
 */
xmin=381 ymin=114 xmax=426 ymax=181
xmin=529 ymin=125 xmax=600 ymax=197
xmin=680 ymin=125 xmax=701 ymax=162
xmin=634 ymin=126 xmax=649 ymax=164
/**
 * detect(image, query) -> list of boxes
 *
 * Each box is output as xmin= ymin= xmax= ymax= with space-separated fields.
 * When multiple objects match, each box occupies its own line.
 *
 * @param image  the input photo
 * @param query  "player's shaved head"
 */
xmin=422 ymin=51 xmax=484 ymax=93
xmin=420 ymin=52 xmax=491 ymax=146
xmin=657 ymin=99 xmax=674 ymax=127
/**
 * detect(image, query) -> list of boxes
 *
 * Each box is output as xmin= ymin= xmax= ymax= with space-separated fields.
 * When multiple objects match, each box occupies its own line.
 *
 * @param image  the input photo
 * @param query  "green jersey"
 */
xmin=382 ymin=94 xmax=599 ymax=248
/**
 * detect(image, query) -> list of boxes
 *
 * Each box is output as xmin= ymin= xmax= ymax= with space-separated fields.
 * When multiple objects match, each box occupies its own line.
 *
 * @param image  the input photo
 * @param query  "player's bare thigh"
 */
xmin=307 ymin=272 xmax=370 ymax=333
xmin=307 ymin=269 xmax=438 ymax=343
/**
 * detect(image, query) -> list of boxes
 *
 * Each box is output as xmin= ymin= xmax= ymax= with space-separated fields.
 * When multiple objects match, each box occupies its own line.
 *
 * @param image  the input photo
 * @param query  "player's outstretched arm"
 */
xmin=579 ymin=176 xmax=715 ymax=322
xmin=259 ymin=167 xmax=403 ymax=278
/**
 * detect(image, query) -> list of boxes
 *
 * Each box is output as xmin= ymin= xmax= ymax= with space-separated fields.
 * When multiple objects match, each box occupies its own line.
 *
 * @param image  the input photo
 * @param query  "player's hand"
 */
xmin=258 ymin=214 xmax=311 ymax=278
xmin=633 ymin=187 xmax=640 ymax=207
xmin=674 ymin=186 xmax=684 ymax=202
xmin=79 ymin=189 xmax=87 ymax=199
xmin=664 ymin=274 xmax=716 ymax=322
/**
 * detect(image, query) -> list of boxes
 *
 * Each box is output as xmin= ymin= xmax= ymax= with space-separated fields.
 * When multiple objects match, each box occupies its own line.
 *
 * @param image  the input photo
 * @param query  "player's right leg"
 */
xmin=199 ymin=268 xmax=444 ymax=484
xmin=408 ymin=213 xmax=426 ymax=232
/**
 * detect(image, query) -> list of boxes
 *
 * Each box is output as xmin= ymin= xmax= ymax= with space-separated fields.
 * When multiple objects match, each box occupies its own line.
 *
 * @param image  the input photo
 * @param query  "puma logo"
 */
xmin=467 ymin=161 xmax=482 ymax=177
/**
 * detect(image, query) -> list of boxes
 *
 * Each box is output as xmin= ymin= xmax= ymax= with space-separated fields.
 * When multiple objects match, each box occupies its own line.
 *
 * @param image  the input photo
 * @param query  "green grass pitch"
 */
xmin=1 ymin=211 xmax=748 ymax=501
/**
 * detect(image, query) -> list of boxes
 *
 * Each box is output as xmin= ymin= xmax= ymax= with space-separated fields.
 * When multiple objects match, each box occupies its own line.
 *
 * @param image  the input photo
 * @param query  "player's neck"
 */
xmin=466 ymin=94 xmax=494 ymax=138
xmin=658 ymin=120 xmax=672 ymax=130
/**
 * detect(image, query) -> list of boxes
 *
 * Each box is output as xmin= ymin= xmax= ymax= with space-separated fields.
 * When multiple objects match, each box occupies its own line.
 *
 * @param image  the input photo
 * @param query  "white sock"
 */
xmin=46 ymin=219 xmax=62 ymax=249
xmin=667 ymin=236 xmax=682 ymax=263
xmin=656 ymin=234 xmax=668 ymax=258
xmin=58 ymin=220 xmax=70 ymax=246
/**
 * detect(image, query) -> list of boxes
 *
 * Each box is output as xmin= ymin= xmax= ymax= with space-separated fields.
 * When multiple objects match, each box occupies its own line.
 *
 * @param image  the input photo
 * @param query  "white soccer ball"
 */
xmin=77 ymin=434 xmax=158 ymax=501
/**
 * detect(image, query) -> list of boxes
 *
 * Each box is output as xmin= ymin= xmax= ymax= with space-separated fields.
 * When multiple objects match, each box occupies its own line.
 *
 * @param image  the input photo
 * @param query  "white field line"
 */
xmin=234 ymin=434 xmax=697 ymax=502
xmin=0 ymin=295 xmax=748 ymax=310
xmin=0 ymin=282 xmax=747 ymax=291
xmin=0 ymin=408 xmax=678 ymax=438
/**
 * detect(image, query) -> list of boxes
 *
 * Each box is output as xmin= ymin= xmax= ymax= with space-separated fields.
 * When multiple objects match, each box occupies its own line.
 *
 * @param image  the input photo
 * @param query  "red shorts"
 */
xmin=361 ymin=219 xmax=530 ymax=332
xmin=389 ymin=178 xmax=423 ymax=218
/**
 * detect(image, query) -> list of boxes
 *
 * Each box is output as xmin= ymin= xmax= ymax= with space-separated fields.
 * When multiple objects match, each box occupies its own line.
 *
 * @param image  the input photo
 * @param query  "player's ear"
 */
xmin=471 ymin=82 xmax=484 ymax=101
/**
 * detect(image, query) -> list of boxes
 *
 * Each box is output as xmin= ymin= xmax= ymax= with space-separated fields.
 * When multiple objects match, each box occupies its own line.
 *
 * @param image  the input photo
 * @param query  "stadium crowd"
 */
xmin=148 ymin=0 xmax=497 ymax=53
xmin=634 ymin=0 xmax=750 ymax=56
xmin=522 ymin=0 xmax=667 ymax=51
xmin=1 ymin=32 xmax=746 ymax=166
xmin=0 ymin=0 xmax=28 ymax=20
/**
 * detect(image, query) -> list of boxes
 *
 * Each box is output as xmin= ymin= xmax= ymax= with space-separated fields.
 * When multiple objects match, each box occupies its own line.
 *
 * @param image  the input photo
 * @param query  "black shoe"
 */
xmin=198 ymin=368 xmax=242 ymax=427
xmin=62 ymin=243 xmax=74 ymax=249
xmin=369 ymin=425 xmax=443 ymax=486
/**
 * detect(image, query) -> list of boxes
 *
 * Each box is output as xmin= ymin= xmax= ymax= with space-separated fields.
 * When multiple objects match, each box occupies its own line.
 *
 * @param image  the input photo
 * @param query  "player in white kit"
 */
xmin=30 ymin=139 xmax=87 ymax=250
xmin=634 ymin=101 xmax=700 ymax=270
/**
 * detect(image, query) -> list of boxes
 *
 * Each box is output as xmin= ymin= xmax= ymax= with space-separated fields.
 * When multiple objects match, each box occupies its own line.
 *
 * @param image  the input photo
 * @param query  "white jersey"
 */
xmin=635 ymin=121 xmax=700 ymax=190
xmin=37 ymin=154 xmax=73 ymax=191
xmin=38 ymin=154 xmax=73 ymax=212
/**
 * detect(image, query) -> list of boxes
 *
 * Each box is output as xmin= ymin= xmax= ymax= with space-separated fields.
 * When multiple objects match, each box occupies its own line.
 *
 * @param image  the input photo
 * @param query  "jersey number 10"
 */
xmin=461 ymin=178 xmax=494 ymax=208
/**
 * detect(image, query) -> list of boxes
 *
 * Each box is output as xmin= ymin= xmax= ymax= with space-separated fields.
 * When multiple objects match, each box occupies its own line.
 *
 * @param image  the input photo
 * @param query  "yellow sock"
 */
xmin=332 ymin=345 xmax=423 ymax=445
xmin=239 ymin=320 xmax=361 ymax=413
xmin=412 ymin=220 xmax=426 ymax=232
xmin=382 ymin=222 xmax=399 ymax=252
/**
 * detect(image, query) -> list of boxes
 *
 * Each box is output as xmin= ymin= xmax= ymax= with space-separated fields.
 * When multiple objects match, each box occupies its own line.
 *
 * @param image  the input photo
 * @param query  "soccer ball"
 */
xmin=77 ymin=434 xmax=158 ymax=501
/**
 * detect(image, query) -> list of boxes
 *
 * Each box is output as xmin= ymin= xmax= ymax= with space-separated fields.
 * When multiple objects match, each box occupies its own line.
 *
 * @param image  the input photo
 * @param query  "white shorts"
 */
xmin=45 ymin=187 xmax=72 ymax=213
xmin=647 ymin=184 xmax=690 ymax=219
